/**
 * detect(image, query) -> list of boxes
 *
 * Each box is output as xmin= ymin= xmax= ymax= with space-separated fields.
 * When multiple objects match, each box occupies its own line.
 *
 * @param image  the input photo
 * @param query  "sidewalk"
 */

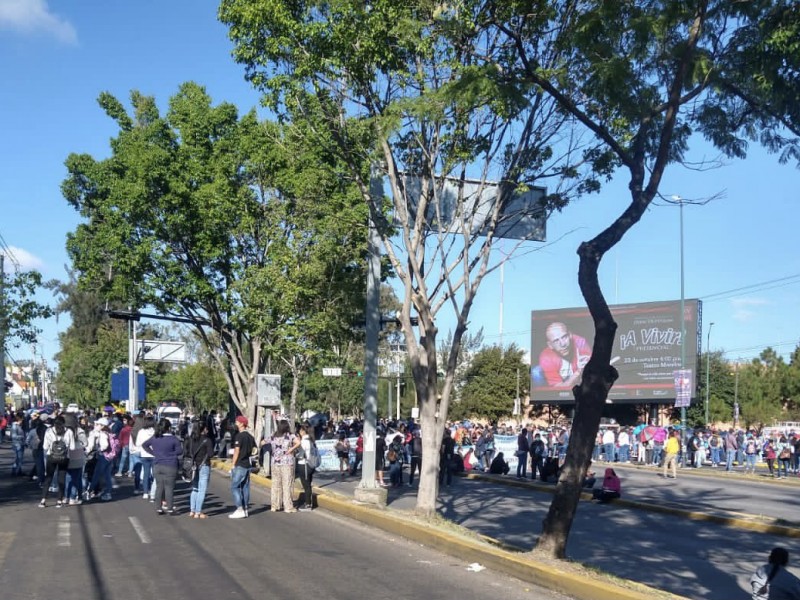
xmin=231 ymin=461 xmax=799 ymax=600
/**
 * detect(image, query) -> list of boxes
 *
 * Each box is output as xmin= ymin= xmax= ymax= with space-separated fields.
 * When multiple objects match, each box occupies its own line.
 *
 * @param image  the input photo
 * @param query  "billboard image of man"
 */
xmin=538 ymin=322 xmax=592 ymax=387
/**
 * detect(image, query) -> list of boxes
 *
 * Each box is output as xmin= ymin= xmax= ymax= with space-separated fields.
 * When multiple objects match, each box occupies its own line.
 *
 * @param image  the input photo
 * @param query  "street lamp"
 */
xmin=673 ymin=195 xmax=688 ymax=466
xmin=705 ymin=322 xmax=714 ymax=425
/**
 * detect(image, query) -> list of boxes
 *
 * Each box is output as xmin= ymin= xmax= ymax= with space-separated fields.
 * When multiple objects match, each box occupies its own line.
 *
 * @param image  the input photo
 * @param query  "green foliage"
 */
xmin=147 ymin=362 xmax=229 ymax=414
xmin=450 ymin=344 xmax=527 ymax=422
xmin=0 ymin=268 xmax=53 ymax=347
xmin=62 ymin=82 xmax=368 ymax=415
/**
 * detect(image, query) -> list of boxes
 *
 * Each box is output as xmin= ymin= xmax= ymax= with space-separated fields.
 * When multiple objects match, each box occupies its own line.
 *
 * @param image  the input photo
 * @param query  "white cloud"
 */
xmin=0 ymin=0 xmax=77 ymax=44
xmin=730 ymin=297 xmax=768 ymax=322
xmin=1 ymin=246 xmax=45 ymax=271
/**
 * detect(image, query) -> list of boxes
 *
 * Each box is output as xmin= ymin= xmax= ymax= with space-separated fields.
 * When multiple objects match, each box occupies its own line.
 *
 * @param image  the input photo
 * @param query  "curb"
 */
xmin=459 ymin=470 xmax=800 ymax=538
xmin=211 ymin=459 xmax=685 ymax=600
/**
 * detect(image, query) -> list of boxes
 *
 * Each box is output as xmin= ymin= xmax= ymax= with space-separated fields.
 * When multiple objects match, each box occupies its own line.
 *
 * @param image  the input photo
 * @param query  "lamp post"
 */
xmin=705 ymin=322 xmax=714 ymax=425
xmin=675 ymin=196 xmax=688 ymax=466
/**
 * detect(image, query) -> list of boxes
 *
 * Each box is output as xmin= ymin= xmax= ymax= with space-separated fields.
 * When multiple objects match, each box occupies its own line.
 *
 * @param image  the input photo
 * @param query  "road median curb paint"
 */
xmin=212 ymin=459 xmax=684 ymax=600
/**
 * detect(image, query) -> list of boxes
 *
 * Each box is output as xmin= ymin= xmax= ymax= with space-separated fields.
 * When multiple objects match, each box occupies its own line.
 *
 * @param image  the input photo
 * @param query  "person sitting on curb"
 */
xmin=488 ymin=452 xmax=510 ymax=475
xmin=750 ymin=547 xmax=800 ymax=600
xmin=592 ymin=468 xmax=621 ymax=503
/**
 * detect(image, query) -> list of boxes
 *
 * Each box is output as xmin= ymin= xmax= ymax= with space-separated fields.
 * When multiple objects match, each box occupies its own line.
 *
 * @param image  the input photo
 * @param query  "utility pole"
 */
xmin=0 ymin=254 xmax=5 ymax=408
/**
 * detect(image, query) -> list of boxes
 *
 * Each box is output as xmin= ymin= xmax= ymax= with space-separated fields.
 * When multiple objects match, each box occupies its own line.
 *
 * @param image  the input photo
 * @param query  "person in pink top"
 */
xmin=538 ymin=322 xmax=592 ymax=387
xmin=592 ymin=468 xmax=621 ymax=503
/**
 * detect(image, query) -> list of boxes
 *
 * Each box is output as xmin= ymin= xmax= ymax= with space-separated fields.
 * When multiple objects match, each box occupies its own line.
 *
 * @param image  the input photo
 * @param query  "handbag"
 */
xmin=779 ymin=447 xmax=791 ymax=460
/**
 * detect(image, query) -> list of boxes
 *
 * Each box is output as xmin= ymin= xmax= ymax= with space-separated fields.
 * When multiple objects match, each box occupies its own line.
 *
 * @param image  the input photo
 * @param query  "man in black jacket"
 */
xmin=529 ymin=433 xmax=546 ymax=480
xmin=516 ymin=425 xmax=530 ymax=479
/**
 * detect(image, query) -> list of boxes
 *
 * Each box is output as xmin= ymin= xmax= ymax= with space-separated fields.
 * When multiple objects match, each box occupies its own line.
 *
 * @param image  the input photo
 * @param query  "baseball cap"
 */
xmin=96 ymin=417 xmax=109 ymax=427
xmin=235 ymin=415 xmax=249 ymax=427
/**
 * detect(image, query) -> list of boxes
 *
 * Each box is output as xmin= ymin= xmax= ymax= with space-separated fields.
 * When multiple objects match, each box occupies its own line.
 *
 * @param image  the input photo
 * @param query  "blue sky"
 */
xmin=1 ymin=1 xmax=799 ymax=372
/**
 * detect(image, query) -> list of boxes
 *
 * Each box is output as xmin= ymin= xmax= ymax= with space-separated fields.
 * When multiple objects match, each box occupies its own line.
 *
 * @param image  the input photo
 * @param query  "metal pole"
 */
xmin=359 ymin=168 xmax=382 ymax=490
xmin=679 ymin=199 xmax=687 ymax=466
xmin=704 ymin=322 xmax=714 ymax=425
xmin=396 ymin=374 xmax=401 ymax=421
xmin=0 ymin=255 xmax=5 ymax=408
xmin=128 ymin=316 xmax=136 ymax=413
xmin=734 ymin=362 xmax=740 ymax=428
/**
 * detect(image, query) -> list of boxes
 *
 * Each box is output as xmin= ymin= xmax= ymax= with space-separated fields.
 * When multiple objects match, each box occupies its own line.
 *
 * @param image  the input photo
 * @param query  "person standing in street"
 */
xmin=516 ymin=425 xmax=530 ymax=479
xmin=268 ymin=419 xmax=296 ymax=513
xmin=663 ymin=429 xmax=680 ymax=479
xmin=290 ymin=422 xmax=316 ymax=511
xmin=229 ymin=416 xmax=256 ymax=519
xmin=141 ymin=418 xmax=182 ymax=515
xmin=408 ymin=430 xmax=423 ymax=486
xmin=725 ymin=428 xmax=739 ymax=472
xmin=186 ymin=420 xmax=214 ymax=519
xmin=40 ymin=416 xmax=76 ymax=508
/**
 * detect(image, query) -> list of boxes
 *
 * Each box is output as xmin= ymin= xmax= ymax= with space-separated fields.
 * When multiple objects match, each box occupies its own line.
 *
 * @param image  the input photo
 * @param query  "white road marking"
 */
xmin=58 ymin=516 xmax=70 ymax=547
xmin=128 ymin=516 xmax=151 ymax=544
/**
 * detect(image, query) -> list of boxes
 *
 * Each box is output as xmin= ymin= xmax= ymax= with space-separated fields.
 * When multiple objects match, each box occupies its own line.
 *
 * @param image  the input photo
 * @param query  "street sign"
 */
xmin=137 ymin=340 xmax=186 ymax=363
xmin=322 ymin=367 xmax=342 ymax=377
xmin=257 ymin=374 xmax=282 ymax=407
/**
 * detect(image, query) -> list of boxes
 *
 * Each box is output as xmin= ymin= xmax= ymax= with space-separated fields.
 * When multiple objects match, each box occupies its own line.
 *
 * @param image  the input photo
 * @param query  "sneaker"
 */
xmin=228 ymin=508 xmax=246 ymax=519
xmin=38 ymin=499 xmax=46 ymax=508
xmin=69 ymin=499 xmax=82 ymax=506
xmin=142 ymin=493 xmax=149 ymax=500
xmin=56 ymin=500 xmax=64 ymax=508
xmin=157 ymin=508 xmax=165 ymax=515
xmin=298 ymin=505 xmax=313 ymax=512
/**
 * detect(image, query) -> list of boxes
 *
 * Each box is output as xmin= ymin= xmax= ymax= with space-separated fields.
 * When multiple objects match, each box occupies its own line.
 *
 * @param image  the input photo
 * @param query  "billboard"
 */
xmin=401 ymin=174 xmax=547 ymax=241
xmin=530 ymin=300 xmax=701 ymax=404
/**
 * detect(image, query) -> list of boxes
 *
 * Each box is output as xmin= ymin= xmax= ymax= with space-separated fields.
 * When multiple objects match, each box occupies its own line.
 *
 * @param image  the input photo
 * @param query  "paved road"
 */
xmin=311 ymin=463 xmax=800 ymax=600
xmin=0 ymin=445 xmax=569 ymax=600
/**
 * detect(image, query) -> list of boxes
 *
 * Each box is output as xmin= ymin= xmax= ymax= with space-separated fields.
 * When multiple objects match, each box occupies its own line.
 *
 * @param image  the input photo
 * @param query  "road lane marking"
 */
xmin=128 ymin=516 xmax=151 ymax=544
xmin=58 ymin=516 xmax=70 ymax=547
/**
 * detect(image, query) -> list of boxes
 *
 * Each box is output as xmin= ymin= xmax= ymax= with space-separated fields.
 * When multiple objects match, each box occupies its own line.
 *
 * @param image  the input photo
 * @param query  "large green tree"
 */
xmin=63 ymin=82 xmax=367 ymax=430
xmin=480 ymin=0 xmax=800 ymax=557
xmin=451 ymin=344 xmax=527 ymax=422
xmin=221 ymin=0 xmax=599 ymax=517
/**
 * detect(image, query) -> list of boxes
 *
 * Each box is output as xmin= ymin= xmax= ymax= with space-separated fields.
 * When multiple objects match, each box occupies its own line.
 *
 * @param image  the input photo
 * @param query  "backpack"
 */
xmin=49 ymin=433 xmax=69 ymax=462
xmin=710 ymin=436 xmax=719 ymax=448
xmin=306 ymin=440 xmax=321 ymax=469
xmin=103 ymin=432 xmax=120 ymax=460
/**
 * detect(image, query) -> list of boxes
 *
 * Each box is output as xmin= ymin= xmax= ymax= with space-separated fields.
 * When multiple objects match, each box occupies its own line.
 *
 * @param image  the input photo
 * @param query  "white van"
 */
xmin=156 ymin=405 xmax=183 ymax=431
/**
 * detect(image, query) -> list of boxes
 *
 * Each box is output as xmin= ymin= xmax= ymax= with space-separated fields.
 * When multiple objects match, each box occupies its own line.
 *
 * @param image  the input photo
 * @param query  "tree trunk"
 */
xmin=535 ymin=241 xmax=618 ymax=558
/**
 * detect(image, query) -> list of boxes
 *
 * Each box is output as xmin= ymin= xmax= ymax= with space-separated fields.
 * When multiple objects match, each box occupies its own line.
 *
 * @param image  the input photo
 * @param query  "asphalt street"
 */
xmin=311 ymin=462 xmax=800 ymax=600
xmin=0 ymin=445 xmax=570 ymax=600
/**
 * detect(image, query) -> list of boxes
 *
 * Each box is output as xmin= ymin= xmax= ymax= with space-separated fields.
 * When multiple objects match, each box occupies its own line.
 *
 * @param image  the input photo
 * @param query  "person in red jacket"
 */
xmin=115 ymin=416 xmax=133 ymax=477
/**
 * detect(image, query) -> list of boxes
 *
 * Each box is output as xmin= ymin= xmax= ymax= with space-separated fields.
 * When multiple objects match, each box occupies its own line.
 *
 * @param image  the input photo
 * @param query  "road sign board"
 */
xmin=137 ymin=340 xmax=186 ymax=363
xmin=257 ymin=374 xmax=282 ymax=407
xmin=322 ymin=368 xmax=342 ymax=377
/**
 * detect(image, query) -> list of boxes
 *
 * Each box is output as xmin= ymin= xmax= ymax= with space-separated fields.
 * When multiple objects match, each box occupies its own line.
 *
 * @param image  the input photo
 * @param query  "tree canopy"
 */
xmin=62 ymin=82 xmax=368 ymax=424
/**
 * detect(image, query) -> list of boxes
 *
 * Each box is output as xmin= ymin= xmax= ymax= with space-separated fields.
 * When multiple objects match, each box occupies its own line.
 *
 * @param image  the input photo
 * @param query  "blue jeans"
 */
xmin=66 ymin=467 xmax=84 ymax=499
xmin=745 ymin=454 xmax=757 ymax=471
xmin=190 ymin=465 xmax=210 ymax=513
xmin=90 ymin=455 xmax=113 ymax=495
xmin=652 ymin=445 xmax=663 ymax=466
xmin=603 ymin=443 xmax=615 ymax=462
xmin=116 ymin=446 xmax=130 ymax=475
xmin=388 ymin=461 xmax=402 ymax=486
xmin=11 ymin=444 xmax=24 ymax=474
xmin=140 ymin=457 xmax=154 ymax=494
xmin=130 ymin=453 xmax=142 ymax=490
xmin=230 ymin=466 xmax=250 ymax=510
xmin=618 ymin=444 xmax=630 ymax=462
xmin=726 ymin=450 xmax=736 ymax=470
xmin=711 ymin=447 xmax=722 ymax=465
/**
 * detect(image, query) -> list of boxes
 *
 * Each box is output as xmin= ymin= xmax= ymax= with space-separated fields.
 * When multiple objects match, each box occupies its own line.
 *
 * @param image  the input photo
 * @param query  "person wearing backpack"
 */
xmin=335 ymin=432 xmax=350 ymax=477
xmin=530 ymin=433 xmax=546 ymax=481
xmin=291 ymin=422 xmax=318 ymax=511
xmin=744 ymin=434 xmax=759 ymax=475
xmin=386 ymin=434 xmax=405 ymax=487
xmin=750 ymin=547 xmax=800 ymax=600
xmin=40 ymin=416 xmax=76 ymax=508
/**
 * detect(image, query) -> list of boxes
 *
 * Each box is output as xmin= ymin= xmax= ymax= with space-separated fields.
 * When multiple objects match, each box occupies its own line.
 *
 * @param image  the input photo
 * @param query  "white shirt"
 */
xmin=43 ymin=427 xmax=76 ymax=456
xmin=136 ymin=428 xmax=155 ymax=458
xmin=602 ymin=430 xmax=616 ymax=445
xmin=618 ymin=431 xmax=630 ymax=446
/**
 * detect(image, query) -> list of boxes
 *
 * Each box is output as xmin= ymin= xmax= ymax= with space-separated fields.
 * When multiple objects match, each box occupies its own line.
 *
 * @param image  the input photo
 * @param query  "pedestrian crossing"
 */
xmin=41 ymin=515 xmax=154 ymax=547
